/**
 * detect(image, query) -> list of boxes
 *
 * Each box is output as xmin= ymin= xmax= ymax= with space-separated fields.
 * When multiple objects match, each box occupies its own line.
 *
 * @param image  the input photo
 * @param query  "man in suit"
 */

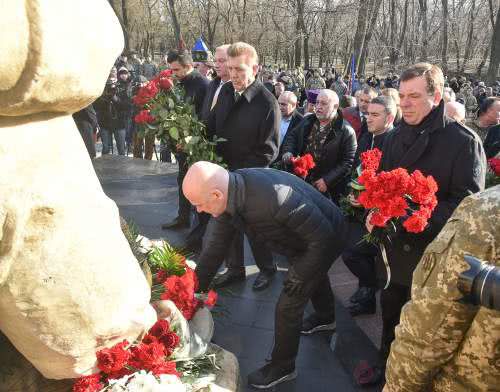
xmin=342 ymin=86 xmax=378 ymax=139
xmin=364 ymin=63 xmax=485 ymax=383
xmin=183 ymin=161 xmax=348 ymax=389
xmin=182 ymin=44 xmax=232 ymax=253
xmin=276 ymin=91 xmax=303 ymax=161
xmin=161 ymin=49 xmax=209 ymax=231
xmin=205 ymin=42 xmax=280 ymax=291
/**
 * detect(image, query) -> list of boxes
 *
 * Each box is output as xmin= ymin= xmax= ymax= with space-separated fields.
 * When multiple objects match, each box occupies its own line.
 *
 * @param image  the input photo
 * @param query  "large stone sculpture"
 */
xmin=0 ymin=0 xmax=157 ymax=380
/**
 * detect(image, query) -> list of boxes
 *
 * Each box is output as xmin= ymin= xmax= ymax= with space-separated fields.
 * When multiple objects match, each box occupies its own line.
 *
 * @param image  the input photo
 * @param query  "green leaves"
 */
xmin=169 ymin=126 xmax=179 ymax=140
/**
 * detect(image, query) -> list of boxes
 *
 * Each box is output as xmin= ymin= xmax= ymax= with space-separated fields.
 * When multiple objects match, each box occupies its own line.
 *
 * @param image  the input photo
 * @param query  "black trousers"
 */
xmin=380 ymin=282 xmax=411 ymax=360
xmin=226 ymin=229 xmax=275 ymax=275
xmin=175 ymin=153 xmax=191 ymax=221
xmin=342 ymin=240 xmax=379 ymax=288
xmin=271 ymin=271 xmax=335 ymax=365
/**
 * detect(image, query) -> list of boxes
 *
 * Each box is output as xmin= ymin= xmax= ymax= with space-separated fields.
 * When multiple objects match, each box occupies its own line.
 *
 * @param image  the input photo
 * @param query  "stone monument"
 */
xmin=0 ymin=0 xmax=156 ymax=384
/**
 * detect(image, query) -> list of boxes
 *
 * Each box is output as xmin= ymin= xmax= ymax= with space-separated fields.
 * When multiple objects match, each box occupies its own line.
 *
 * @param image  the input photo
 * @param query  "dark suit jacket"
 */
xmin=196 ymin=168 xmax=348 ymax=290
xmin=201 ymin=77 xmax=222 ymax=121
xmin=206 ymin=80 xmax=280 ymax=170
xmin=276 ymin=110 xmax=303 ymax=161
xmin=180 ymin=69 xmax=209 ymax=119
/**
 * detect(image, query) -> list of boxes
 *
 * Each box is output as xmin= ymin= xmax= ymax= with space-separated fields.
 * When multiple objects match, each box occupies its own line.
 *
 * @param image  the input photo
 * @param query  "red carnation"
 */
xmin=161 ymin=268 xmax=202 ymax=320
xmin=205 ymin=290 xmax=218 ymax=307
xmin=291 ymin=153 xmax=316 ymax=178
xmin=155 ymin=270 xmax=169 ymax=284
xmin=72 ymin=373 xmax=103 ymax=392
xmin=96 ymin=340 xmax=130 ymax=374
xmin=488 ymin=158 xmax=500 ymax=176
xmin=360 ymin=148 xmax=382 ymax=171
xmin=149 ymin=319 xmax=171 ymax=339
xmin=150 ymin=360 xmax=181 ymax=377
xmin=105 ymin=367 xmax=133 ymax=381
xmin=142 ymin=333 xmax=159 ymax=345
xmin=403 ymin=210 xmax=429 ymax=233
xmin=160 ymin=331 xmax=180 ymax=357
xmin=129 ymin=341 xmax=166 ymax=371
xmin=369 ymin=212 xmax=390 ymax=227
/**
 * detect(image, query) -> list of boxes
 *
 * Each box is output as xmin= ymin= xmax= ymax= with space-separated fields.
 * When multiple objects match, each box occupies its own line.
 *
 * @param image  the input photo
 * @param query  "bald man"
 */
xmin=276 ymin=91 xmax=303 ymax=162
xmin=183 ymin=161 xmax=348 ymax=389
xmin=281 ymin=89 xmax=357 ymax=202
xmin=445 ymin=101 xmax=466 ymax=124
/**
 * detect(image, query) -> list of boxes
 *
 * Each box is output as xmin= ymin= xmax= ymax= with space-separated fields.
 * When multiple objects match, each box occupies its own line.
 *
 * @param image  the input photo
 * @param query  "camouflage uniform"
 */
xmin=306 ymin=74 xmax=326 ymax=90
xmin=384 ymin=185 xmax=500 ymax=392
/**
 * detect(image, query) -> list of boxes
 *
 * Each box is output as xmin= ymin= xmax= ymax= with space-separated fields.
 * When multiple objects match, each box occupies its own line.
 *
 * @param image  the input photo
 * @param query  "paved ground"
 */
xmin=94 ymin=156 xmax=384 ymax=392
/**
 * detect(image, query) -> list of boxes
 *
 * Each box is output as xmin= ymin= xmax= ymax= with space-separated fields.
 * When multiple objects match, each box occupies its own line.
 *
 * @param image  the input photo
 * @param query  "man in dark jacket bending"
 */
xmin=183 ymin=161 xmax=348 ymax=389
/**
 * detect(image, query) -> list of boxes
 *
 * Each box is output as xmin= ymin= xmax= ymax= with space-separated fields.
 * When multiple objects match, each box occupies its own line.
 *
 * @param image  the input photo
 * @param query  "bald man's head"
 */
xmin=182 ymin=161 xmax=229 ymax=217
xmin=445 ymin=101 xmax=465 ymax=124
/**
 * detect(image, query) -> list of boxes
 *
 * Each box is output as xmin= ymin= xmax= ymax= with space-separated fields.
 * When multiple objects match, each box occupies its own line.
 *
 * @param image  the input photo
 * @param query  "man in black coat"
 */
xmin=205 ymin=42 xmax=280 ymax=291
xmin=343 ymin=95 xmax=397 ymax=317
xmin=366 ymin=63 xmax=486 ymax=371
xmin=282 ymin=89 xmax=357 ymax=203
xmin=183 ymin=161 xmax=349 ymax=389
xmin=161 ymin=50 xmax=209 ymax=231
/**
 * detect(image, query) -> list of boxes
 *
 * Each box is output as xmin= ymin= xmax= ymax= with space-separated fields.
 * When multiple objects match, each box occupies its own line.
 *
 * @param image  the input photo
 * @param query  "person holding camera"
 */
xmin=93 ymin=71 xmax=131 ymax=155
xmin=384 ymin=185 xmax=499 ymax=392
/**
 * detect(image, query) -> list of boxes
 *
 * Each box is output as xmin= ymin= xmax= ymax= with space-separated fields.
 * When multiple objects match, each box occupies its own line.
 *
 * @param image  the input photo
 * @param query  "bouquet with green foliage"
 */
xmin=133 ymin=69 xmax=224 ymax=165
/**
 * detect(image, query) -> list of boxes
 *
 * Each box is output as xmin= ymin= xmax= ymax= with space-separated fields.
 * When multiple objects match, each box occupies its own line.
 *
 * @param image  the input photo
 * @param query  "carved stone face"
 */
xmin=0 ymin=0 xmax=124 ymax=117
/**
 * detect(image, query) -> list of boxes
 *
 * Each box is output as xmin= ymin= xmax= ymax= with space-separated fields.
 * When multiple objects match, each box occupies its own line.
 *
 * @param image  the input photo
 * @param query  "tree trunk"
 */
xmin=294 ymin=13 xmax=302 ymax=67
xmin=318 ymin=0 xmax=331 ymax=68
xmin=166 ymin=0 xmax=182 ymax=46
xmin=460 ymin=0 xmax=476 ymax=73
xmin=389 ymin=0 xmax=398 ymax=65
xmin=352 ymin=0 xmax=370 ymax=74
xmin=487 ymin=5 xmax=500 ymax=83
xmin=120 ymin=0 xmax=130 ymax=50
xmin=418 ymin=0 xmax=428 ymax=60
xmin=359 ymin=0 xmax=383 ymax=75
xmin=441 ymin=0 xmax=449 ymax=73
xmin=477 ymin=38 xmax=491 ymax=77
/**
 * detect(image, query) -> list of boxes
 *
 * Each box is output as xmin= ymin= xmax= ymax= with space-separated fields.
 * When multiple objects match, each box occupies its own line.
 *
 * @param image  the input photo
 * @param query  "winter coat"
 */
xmin=379 ymin=100 xmax=486 ymax=286
xmin=195 ymin=168 xmax=349 ymax=291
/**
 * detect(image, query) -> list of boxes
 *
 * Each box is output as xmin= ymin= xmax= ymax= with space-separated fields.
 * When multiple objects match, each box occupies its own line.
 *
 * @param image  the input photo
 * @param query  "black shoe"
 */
xmin=248 ymin=362 xmax=297 ymax=389
xmin=350 ymin=286 xmax=375 ymax=303
xmin=252 ymin=270 xmax=276 ymax=291
xmin=300 ymin=313 xmax=336 ymax=335
xmin=212 ymin=270 xmax=246 ymax=289
xmin=348 ymin=299 xmax=376 ymax=316
xmin=161 ymin=216 xmax=190 ymax=230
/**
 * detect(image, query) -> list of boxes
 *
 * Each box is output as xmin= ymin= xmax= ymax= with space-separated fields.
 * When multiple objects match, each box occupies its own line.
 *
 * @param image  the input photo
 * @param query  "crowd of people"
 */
xmin=74 ymin=41 xmax=499 ymax=391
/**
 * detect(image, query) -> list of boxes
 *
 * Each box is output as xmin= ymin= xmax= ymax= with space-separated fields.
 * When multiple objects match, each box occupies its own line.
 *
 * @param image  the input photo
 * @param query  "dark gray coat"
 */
xmin=195 ymin=168 xmax=349 ymax=291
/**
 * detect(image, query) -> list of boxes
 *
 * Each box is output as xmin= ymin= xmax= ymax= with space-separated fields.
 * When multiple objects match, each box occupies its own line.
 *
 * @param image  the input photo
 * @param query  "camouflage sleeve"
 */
xmin=384 ymin=188 xmax=500 ymax=391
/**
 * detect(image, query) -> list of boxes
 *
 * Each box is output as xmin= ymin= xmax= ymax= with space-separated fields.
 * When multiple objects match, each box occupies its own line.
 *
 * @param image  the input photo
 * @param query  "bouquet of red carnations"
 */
xmin=290 ymin=153 xmax=316 ymax=178
xmin=149 ymin=242 xmax=217 ymax=321
xmin=356 ymin=148 xmax=438 ymax=235
xmin=73 ymin=319 xmax=182 ymax=392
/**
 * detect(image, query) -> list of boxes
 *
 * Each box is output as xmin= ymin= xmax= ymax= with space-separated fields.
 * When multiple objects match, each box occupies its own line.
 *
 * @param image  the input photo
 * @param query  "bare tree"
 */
xmin=487 ymin=2 xmax=500 ymax=82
